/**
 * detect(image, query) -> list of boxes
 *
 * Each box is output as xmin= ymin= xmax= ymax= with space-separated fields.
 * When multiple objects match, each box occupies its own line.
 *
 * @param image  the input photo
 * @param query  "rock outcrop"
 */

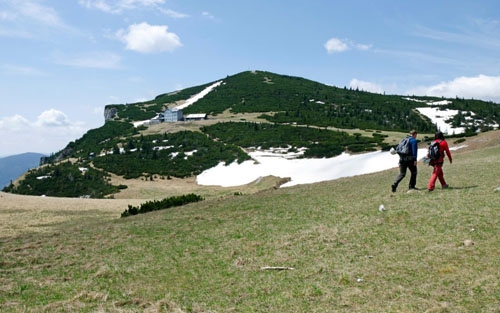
xmin=104 ymin=106 xmax=118 ymax=122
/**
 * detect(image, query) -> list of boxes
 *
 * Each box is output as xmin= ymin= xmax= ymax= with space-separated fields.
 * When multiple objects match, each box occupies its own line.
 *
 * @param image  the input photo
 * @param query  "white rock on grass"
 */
xmin=463 ymin=239 xmax=475 ymax=247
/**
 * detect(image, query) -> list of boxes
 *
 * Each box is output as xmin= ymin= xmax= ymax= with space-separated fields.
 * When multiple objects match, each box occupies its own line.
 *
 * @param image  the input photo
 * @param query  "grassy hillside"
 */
xmin=1 ymin=131 xmax=499 ymax=312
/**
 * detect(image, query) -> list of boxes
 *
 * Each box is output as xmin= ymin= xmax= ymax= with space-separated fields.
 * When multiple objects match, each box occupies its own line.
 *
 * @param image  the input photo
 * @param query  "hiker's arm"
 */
xmin=411 ymin=139 xmax=418 ymax=160
xmin=445 ymin=143 xmax=452 ymax=164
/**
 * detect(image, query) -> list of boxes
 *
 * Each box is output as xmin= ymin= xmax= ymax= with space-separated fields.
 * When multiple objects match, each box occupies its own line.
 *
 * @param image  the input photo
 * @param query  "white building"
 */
xmin=185 ymin=113 xmax=208 ymax=121
xmin=163 ymin=108 xmax=184 ymax=122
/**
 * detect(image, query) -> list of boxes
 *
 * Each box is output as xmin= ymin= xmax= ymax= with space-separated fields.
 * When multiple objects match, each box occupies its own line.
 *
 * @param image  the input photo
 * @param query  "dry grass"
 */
xmin=107 ymin=174 xmax=287 ymax=200
xmin=0 ymin=192 xmax=143 ymax=238
xmin=0 ymin=173 xmax=288 ymax=238
xmin=139 ymin=110 xmax=270 ymax=137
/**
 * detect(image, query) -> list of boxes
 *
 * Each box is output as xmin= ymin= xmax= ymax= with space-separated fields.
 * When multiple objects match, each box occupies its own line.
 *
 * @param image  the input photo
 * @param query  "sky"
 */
xmin=1 ymin=0 xmax=500 ymax=157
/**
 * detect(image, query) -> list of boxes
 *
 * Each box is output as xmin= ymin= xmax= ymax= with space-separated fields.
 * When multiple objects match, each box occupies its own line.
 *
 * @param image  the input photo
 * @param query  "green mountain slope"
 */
xmin=104 ymin=71 xmax=499 ymax=133
xmin=184 ymin=71 xmax=435 ymax=131
xmin=4 ymin=70 xmax=499 ymax=198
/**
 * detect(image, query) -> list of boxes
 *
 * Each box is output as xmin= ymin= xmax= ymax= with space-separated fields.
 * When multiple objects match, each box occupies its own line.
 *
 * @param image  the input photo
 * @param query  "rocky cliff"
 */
xmin=104 ymin=106 xmax=118 ymax=122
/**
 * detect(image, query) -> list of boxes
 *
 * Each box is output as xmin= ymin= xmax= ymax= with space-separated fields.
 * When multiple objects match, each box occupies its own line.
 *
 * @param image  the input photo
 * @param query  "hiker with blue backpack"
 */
xmin=391 ymin=129 xmax=419 ymax=192
xmin=427 ymin=131 xmax=453 ymax=191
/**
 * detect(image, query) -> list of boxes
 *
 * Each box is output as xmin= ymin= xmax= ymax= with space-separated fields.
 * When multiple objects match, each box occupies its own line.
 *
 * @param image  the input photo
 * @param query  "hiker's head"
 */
xmin=435 ymin=131 xmax=445 ymax=140
xmin=409 ymin=129 xmax=417 ymax=137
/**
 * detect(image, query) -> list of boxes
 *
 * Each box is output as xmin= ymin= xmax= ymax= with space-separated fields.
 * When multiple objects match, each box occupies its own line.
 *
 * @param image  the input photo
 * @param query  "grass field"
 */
xmin=1 ymin=131 xmax=499 ymax=312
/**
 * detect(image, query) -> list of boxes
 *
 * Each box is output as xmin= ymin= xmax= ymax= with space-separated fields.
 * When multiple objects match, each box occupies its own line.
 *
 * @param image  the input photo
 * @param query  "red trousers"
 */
xmin=428 ymin=164 xmax=447 ymax=191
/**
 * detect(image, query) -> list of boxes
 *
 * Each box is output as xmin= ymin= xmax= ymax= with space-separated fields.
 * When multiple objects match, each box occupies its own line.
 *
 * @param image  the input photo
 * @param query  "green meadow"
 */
xmin=1 ymin=135 xmax=499 ymax=312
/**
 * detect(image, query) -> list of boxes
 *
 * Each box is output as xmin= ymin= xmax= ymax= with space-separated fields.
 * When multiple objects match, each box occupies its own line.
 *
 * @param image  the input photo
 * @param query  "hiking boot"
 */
xmin=391 ymin=184 xmax=397 ymax=192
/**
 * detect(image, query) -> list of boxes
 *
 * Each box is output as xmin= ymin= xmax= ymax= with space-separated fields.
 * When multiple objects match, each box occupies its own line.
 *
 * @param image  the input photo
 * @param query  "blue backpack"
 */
xmin=395 ymin=136 xmax=411 ymax=156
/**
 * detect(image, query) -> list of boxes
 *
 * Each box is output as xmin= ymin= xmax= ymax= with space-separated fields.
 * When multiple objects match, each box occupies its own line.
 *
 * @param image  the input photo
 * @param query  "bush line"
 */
xmin=121 ymin=193 xmax=204 ymax=217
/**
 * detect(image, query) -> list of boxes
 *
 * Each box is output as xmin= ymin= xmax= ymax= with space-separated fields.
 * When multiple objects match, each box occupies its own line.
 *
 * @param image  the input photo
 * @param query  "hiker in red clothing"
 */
xmin=427 ymin=131 xmax=452 ymax=191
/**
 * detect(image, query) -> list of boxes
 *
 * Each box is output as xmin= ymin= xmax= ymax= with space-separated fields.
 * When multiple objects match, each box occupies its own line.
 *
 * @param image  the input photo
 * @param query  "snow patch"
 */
xmin=197 ymin=148 xmax=429 ymax=188
xmin=176 ymin=81 xmax=223 ymax=110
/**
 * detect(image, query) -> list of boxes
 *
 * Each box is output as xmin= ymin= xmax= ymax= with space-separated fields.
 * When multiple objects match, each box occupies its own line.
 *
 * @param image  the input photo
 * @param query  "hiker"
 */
xmin=392 ymin=129 xmax=419 ymax=192
xmin=427 ymin=131 xmax=452 ymax=191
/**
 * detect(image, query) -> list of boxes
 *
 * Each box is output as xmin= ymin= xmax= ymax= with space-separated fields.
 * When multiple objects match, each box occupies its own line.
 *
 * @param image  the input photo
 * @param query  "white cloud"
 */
xmin=115 ymin=0 xmax=165 ymax=8
xmin=407 ymin=75 xmax=500 ymax=103
xmin=202 ymin=11 xmax=216 ymax=20
xmin=324 ymin=38 xmax=349 ymax=53
xmin=349 ymin=79 xmax=384 ymax=94
xmin=355 ymin=43 xmax=372 ymax=51
xmin=3 ymin=0 xmax=68 ymax=29
xmin=35 ymin=109 xmax=71 ymax=127
xmin=0 ymin=1 xmax=77 ymax=38
xmin=79 ymin=0 xmax=116 ymax=14
xmin=18 ymin=1 xmax=63 ymax=27
xmin=52 ymin=51 xmax=122 ymax=69
xmin=0 ymin=109 xmax=88 ymax=156
xmin=79 ymin=0 xmax=186 ymax=17
xmin=79 ymin=0 xmax=161 ymax=10
xmin=0 ymin=114 xmax=31 ymax=131
xmin=116 ymin=22 xmax=182 ymax=53
xmin=160 ymin=8 xmax=189 ymax=18
xmin=414 ymin=23 xmax=500 ymax=50
xmin=325 ymin=37 xmax=371 ymax=54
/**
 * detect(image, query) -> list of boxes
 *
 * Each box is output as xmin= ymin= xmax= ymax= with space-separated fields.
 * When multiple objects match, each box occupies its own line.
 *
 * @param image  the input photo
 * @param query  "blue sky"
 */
xmin=1 ymin=0 xmax=500 ymax=157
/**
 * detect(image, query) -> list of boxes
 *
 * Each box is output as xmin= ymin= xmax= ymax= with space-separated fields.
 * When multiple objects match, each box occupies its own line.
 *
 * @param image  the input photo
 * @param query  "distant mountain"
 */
xmin=0 ymin=153 xmax=46 ymax=189
xmin=6 ymin=70 xmax=500 ymax=198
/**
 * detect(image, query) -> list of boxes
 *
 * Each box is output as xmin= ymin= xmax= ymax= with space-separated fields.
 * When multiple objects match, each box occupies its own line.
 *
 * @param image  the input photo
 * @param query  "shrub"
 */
xmin=121 ymin=194 xmax=204 ymax=217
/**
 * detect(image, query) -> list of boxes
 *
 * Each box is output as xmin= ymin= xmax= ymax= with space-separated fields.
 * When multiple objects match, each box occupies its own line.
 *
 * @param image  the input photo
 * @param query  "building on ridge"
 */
xmin=163 ymin=108 xmax=184 ymax=122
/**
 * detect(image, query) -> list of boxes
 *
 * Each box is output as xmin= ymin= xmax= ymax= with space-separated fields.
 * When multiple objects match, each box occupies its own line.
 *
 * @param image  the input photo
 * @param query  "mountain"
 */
xmin=0 ymin=152 xmax=46 ymax=189
xmin=5 ymin=70 xmax=500 ymax=198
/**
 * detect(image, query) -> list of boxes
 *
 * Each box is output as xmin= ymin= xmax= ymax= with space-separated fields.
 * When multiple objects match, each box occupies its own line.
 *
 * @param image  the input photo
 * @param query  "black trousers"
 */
xmin=393 ymin=159 xmax=417 ymax=189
